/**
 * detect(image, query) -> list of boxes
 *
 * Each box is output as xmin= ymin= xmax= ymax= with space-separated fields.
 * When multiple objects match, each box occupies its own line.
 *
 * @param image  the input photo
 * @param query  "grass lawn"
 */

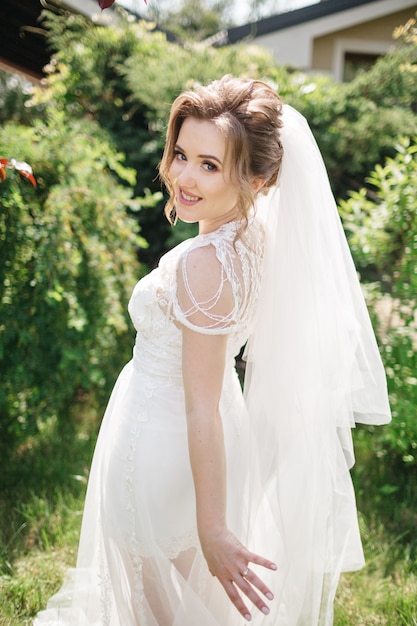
xmin=1 ymin=410 xmax=416 ymax=625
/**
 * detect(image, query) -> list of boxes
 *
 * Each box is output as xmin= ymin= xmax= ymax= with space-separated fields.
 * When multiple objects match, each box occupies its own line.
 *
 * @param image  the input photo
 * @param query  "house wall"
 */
xmin=313 ymin=9 xmax=417 ymax=73
xmin=252 ymin=0 xmax=417 ymax=78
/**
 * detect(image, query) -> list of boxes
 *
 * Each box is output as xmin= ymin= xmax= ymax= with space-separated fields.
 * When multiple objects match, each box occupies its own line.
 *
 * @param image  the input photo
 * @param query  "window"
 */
xmin=343 ymin=51 xmax=381 ymax=82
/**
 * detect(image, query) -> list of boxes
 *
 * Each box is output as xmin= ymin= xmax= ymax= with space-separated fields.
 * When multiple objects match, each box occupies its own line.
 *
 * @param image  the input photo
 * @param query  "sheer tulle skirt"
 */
xmin=34 ymin=354 xmax=367 ymax=626
xmin=34 ymin=360 xmax=251 ymax=626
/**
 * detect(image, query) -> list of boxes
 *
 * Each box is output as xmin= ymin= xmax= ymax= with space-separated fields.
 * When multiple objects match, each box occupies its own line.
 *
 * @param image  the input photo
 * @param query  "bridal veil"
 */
xmin=243 ymin=104 xmax=391 ymax=625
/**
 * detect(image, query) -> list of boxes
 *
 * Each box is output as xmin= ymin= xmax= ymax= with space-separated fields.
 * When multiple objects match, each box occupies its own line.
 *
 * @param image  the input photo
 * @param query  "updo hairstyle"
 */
xmin=159 ymin=74 xmax=284 ymax=225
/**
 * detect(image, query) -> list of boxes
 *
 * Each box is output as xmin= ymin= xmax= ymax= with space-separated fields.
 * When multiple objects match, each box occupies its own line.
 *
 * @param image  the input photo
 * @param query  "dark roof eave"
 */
xmin=226 ymin=0 xmax=387 ymax=44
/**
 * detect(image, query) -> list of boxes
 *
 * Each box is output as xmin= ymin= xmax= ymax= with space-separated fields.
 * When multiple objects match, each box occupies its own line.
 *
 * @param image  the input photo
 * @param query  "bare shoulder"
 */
xmin=184 ymin=241 xmax=220 ymax=271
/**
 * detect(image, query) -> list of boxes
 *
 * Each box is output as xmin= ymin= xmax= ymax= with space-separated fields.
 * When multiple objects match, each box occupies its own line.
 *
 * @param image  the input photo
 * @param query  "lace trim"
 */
xmin=180 ymin=261 xmax=235 ymax=329
xmin=177 ymin=222 xmax=263 ymax=336
xmin=124 ymin=418 xmax=147 ymax=623
xmin=155 ymin=526 xmax=199 ymax=559
xmin=98 ymin=566 xmax=113 ymax=626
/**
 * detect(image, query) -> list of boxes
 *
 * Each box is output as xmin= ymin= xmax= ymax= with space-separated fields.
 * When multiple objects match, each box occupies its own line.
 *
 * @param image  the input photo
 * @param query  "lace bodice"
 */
xmin=128 ymin=216 xmax=265 ymax=379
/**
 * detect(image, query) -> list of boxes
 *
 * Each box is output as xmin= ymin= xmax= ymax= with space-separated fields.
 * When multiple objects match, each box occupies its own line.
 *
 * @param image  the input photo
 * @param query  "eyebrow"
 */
xmin=174 ymin=143 xmax=223 ymax=165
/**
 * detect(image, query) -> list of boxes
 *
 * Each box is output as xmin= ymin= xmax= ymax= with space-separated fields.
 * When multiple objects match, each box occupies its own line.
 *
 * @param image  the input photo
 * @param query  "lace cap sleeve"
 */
xmin=172 ymin=242 xmax=237 ymax=335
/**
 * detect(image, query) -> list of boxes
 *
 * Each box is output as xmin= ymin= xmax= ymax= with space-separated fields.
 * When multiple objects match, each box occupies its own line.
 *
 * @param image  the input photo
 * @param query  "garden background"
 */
xmin=1 ymin=5 xmax=417 ymax=624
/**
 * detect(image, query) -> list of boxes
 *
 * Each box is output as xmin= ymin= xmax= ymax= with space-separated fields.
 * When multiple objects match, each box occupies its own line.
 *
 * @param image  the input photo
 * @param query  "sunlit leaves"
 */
xmin=0 ymin=112 xmax=145 ymax=453
xmin=339 ymin=137 xmax=417 ymax=471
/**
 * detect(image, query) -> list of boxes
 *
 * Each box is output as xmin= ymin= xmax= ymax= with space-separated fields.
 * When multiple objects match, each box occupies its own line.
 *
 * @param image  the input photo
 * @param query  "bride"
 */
xmin=35 ymin=75 xmax=390 ymax=625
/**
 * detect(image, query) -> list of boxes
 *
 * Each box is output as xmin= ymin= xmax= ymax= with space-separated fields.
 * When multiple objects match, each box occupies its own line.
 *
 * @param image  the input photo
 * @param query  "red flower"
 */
xmin=0 ymin=158 xmax=37 ymax=187
xmin=98 ymin=0 xmax=116 ymax=8
xmin=0 ymin=159 xmax=7 ymax=183
xmin=97 ymin=0 xmax=147 ymax=9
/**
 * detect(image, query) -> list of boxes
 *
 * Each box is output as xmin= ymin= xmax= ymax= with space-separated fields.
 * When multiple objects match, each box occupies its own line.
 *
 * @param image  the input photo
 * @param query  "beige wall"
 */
xmin=312 ymin=8 xmax=417 ymax=72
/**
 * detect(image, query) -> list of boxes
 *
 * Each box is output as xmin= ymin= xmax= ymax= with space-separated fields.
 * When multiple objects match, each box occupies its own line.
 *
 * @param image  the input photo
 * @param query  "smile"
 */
xmin=180 ymin=188 xmax=201 ymax=203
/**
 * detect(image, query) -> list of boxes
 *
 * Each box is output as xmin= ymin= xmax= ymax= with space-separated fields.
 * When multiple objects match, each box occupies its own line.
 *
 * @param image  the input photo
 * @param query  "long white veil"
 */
xmin=243 ymin=105 xmax=391 ymax=625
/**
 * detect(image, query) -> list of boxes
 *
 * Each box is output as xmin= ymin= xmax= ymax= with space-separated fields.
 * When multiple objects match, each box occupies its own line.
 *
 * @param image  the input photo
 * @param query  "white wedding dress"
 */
xmin=34 ymin=218 xmax=266 ymax=626
xmin=34 ymin=106 xmax=391 ymax=626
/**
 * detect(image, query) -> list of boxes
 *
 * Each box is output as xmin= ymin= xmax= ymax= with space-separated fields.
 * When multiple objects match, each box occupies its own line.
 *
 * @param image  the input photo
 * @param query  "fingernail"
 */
xmin=270 ymin=563 xmax=278 ymax=570
xmin=262 ymin=606 xmax=270 ymax=615
xmin=244 ymin=614 xmax=252 ymax=622
xmin=266 ymin=592 xmax=274 ymax=601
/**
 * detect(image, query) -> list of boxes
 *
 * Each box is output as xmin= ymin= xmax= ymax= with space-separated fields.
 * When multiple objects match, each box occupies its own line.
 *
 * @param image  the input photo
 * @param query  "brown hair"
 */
xmin=159 ymin=74 xmax=284 ymax=226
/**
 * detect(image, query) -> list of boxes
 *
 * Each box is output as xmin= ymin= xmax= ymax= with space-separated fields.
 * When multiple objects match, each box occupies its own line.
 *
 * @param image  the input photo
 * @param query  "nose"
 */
xmin=177 ymin=163 xmax=196 ymax=187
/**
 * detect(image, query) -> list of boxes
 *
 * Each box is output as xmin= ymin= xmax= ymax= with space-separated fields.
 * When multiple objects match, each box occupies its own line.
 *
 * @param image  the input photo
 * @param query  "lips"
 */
xmin=179 ymin=188 xmax=201 ymax=205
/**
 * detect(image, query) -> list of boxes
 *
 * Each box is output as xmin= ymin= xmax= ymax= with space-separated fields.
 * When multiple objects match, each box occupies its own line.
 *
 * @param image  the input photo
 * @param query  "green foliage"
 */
xmin=0 ymin=71 xmax=42 ymax=126
xmin=284 ymin=69 xmax=417 ymax=198
xmin=0 ymin=111 xmax=145 ymax=454
xmin=124 ymin=40 xmax=280 ymax=123
xmin=339 ymin=138 xmax=417 ymax=278
xmin=153 ymin=0 xmax=234 ymax=42
xmin=31 ymin=12 xmax=178 ymax=265
xmin=0 ymin=404 xmax=95 ymax=619
xmin=351 ymin=16 xmax=417 ymax=109
xmin=34 ymin=12 xmax=157 ymax=191
xmin=334 ymin=515 xmax=417 ymax=625
xmin=339 ymin=138 xmax=417 ymax=536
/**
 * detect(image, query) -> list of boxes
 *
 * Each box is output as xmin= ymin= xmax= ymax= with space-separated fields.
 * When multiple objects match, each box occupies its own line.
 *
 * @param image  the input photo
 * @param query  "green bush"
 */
xmin=285 ymin=75 xmax=417 ymax=199
xmin=339 ymin=138 xmax=417 ymax=534
xmin=0 ymin=111 xmax=147 ymax=454
xmin=0 ymin=70 xmax=43 ymax=126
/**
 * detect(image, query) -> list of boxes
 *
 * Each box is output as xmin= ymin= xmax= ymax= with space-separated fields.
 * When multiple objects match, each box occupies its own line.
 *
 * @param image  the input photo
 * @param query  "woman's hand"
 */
xmin=200 ymin=527 xmax=277 ymax=622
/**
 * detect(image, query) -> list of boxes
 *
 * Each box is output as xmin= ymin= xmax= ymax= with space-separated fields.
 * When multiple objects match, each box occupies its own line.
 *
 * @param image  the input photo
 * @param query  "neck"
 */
xmin=198 ymin=209 xmax=240 ymax=235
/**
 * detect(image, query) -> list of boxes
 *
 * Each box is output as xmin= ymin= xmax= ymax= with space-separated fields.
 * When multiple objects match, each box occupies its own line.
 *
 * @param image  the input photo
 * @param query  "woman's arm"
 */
xmin=182 ymin=327 xmax=276 ymax=621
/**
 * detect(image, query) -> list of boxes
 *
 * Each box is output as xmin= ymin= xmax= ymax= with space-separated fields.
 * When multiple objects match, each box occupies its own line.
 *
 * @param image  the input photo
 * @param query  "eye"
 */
xmin=173 ymin=149 xmax=186 ymax=162
xmin=202 ymin=161 xmax=217 ymax=172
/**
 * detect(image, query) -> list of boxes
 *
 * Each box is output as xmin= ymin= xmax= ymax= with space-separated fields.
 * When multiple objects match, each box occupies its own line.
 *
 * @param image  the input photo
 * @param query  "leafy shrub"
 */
xmin=285 ymin=74 xmax=417 ymax=199
xmin=339 ymin=137 xmax=417 ymax=527
xmin=0 ymin=70 xmax=44 ymax=126
xmin=0 ymin=111 xmax=147 ymax=454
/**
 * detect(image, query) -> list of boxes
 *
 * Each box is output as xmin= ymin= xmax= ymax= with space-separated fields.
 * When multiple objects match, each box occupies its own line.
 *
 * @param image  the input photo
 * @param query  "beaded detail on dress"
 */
xmin=128 ymin=216 xmax=265 ymax=368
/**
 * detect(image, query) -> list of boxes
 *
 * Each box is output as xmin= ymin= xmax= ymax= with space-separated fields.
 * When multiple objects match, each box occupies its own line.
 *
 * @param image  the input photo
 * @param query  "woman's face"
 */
xmin=168 ymin=117 xmax=240 ymax=234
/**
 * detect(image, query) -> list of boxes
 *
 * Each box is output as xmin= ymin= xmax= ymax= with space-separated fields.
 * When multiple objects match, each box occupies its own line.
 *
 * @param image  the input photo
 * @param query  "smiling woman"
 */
xmin=34 ymin=74 xmax=390 ymax=626
xmin=168 ymin=118 xmax=241 ymax=232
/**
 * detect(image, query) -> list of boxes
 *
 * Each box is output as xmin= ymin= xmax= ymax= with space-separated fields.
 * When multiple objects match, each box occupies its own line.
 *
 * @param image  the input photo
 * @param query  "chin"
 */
xmin=176 ymin=210 xmax=199 ymax=225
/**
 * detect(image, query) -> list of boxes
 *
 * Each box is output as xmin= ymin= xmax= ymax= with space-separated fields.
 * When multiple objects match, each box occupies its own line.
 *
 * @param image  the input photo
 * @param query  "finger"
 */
xmin=244 ymin=568 xmax=275 ymax=601
xmin=241 ymin=547 xmax=278 ymax=572
xmin=223 ymin=579 xmax=252 ymax=622
xmin=234 ymin=574 xmax=271 ymax=617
